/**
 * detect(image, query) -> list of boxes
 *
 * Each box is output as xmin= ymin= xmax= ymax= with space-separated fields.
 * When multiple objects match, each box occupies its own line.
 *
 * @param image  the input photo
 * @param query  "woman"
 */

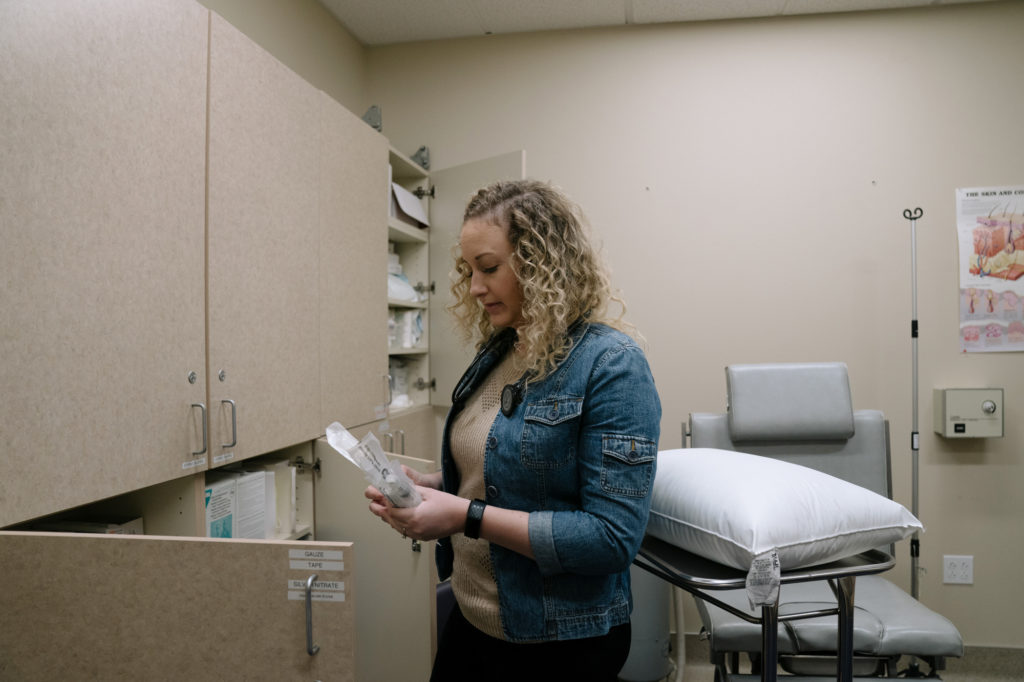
xmin=367 ymin=179 xmax=661 ymax=681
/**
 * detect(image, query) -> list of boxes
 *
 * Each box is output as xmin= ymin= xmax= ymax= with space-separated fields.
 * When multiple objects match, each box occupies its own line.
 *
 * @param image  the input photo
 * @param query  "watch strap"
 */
xmin=464 ymin=498 xmax=487 ymax=539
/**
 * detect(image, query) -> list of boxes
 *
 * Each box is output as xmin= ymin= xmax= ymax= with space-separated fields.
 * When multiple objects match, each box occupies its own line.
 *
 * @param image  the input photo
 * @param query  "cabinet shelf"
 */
xmin=389 ymin=147 xmax=429 ymax=182
xmin=388 ymin=298 xmax=427 ymax=309
xmin=386 ymin=403 xmax=433 ymax=422
xmin=279 ymin=525 xmax=312 ymax=541
xmin=388 ymin=218 xmax=428 ymax=243
xmin=387 ymin=145 xmax=432 ymax=430
xmin=389 ymin=347 xmax=429 ymax=356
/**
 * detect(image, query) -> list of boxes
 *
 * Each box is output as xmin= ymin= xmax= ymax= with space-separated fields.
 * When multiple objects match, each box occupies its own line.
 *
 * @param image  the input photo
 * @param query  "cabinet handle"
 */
xmin=305 ymin=574 xmax=320 ymax=656
xmin=384 ymin=374 xmax=393 ymax=407
xmin=395 ymin=429 xmax=406 ymax=456
xmin=191 ymin=403 xmax=207 ymax=456
xmin=221 ymin=399 xmax=237 ymax=448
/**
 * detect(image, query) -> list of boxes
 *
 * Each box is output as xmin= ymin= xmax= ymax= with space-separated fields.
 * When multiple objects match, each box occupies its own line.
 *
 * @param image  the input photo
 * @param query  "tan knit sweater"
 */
xmin=449 ymin=351 xmax=521 ymax=640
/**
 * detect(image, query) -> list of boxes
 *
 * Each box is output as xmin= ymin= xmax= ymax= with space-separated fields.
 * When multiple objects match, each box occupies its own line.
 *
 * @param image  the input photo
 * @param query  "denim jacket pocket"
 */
xmin=600 ymin=434 xmax=657 ymax=497
xmin=521 ymin=396 xmax=583 ymax=470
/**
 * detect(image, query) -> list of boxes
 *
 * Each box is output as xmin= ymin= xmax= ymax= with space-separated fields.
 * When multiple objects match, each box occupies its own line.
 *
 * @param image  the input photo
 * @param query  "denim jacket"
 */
xmin=437 ymin=321 xmax=661 ymax=642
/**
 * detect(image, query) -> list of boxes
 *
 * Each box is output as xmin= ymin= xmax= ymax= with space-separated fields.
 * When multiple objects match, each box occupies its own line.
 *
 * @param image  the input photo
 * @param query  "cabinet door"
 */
xmin=320 ymin=93 xmax=390 ymax=431
xmin=380 ymin=405 xmax=443 ymax=465
xmin=0 ymin=0 xmax=209 ymax=526
xmin=0 ymin=531 xmax=354 ymax=680
xmin=207 ymin=14 xmax=322 ymax=466
xmin=428 ymin=151 xmax=527 ymax=406
xmin=314 ymin=437 xmax=437 ymax=682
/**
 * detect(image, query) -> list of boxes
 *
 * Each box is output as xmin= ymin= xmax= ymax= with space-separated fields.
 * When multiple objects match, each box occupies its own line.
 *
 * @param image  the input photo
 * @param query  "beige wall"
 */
xmin=365 ymin=1 xmax=1024 ymax=648
xmin=198 ymin=0 xmax=369 ymax=115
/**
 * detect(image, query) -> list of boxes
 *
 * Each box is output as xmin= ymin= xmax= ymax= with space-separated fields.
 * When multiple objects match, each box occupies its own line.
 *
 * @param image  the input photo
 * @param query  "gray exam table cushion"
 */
xmin=695 ymin=575 xmax=964 ymax=658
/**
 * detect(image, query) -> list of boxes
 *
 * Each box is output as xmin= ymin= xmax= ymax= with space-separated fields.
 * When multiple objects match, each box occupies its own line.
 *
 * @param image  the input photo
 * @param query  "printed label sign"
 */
xmin=288 ymin=548 xmax=344 ymax=571
xmin=746 ymin=549 xmax=781 ymax=608
xmin=288 ymin=590 xmax=346 ymax=602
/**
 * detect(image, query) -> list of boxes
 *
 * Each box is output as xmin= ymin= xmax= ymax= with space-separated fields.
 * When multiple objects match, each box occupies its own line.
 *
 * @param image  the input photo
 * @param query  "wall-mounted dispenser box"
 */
xmin=933 ymin=388 xmax=1004 ymax=438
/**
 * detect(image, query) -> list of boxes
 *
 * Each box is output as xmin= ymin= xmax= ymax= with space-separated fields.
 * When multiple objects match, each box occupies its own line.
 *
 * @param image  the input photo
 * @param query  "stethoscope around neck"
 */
xmin=495 ymin=318 xmax=587 ymax=418
xmin=500 ymin=375 xmax=528 ymax=417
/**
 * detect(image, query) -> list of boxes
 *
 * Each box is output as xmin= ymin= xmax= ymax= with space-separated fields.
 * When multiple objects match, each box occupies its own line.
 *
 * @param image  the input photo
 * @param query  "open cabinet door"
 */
xmin=0 ymin=532 xmax=354 ymax=680
xmin=428 ymin=151 xmax=527 ymax=407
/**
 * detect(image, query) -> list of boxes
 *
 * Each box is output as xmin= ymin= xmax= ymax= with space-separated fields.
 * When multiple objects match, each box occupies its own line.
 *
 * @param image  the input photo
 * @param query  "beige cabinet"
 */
xmin=0 ymin=0 xmax=210 ymax=526
xmin=320 ymin=94 xmax=391 ymax=431
xmin=0 ymin=2 xmax=392 ymax=527
xmin=0 ymin=531 xmax=356 ymax=680
xmin=0 ymin=3 xmax=521 ymax=679
xmin=205 ymin=13 xmax=323 ymax=468
xmin=386 ymin=405 xmax=443 ymax=463
xmin=314 ymin=437 xmax=438 ymax=682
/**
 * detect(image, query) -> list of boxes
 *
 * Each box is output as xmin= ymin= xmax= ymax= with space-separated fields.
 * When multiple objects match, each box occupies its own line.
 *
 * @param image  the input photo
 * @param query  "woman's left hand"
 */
xmin=365 ymin=485 xmax=470 ymax=541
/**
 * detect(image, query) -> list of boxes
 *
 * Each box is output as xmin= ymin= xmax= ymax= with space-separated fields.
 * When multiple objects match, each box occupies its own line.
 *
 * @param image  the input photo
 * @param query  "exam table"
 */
xmin=635 ymin=362 xmax=963 ymax=681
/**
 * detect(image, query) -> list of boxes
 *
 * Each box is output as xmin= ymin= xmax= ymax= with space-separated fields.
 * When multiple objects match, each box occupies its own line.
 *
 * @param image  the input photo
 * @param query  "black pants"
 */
xmin=429 ymin=602 xmax=632 ymax=682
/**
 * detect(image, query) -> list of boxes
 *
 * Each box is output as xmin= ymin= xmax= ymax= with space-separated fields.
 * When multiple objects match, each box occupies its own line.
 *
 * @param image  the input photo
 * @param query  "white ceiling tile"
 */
xmin=319 ymin=0 xmax=484 ymax=45
xmin=470 ymin=0 xmax=626 ymax=34
xmin=631 ymin=0 xmax=788 ymax=24
xmin=781 ymin=0 xmax=930 ymax=15
xmin=784 ymin=0 xmax=994 ymax=13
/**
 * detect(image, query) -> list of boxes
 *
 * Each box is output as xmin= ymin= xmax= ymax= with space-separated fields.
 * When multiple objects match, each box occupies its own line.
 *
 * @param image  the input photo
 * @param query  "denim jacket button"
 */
xmin=487 ymin=436 xmax=497 ymax=449
xmin=486 ymin=485 xmax=499 ymax=499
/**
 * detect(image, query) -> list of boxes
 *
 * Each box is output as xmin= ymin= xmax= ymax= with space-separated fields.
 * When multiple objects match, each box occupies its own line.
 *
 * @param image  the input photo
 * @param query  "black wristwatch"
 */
xmin=464 ymin=498 xmax=487 ymax=539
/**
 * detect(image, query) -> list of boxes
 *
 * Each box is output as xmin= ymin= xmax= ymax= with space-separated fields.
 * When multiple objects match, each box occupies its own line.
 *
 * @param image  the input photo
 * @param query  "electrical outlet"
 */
xmin=943 ymin=555 xmax=973 ymax=584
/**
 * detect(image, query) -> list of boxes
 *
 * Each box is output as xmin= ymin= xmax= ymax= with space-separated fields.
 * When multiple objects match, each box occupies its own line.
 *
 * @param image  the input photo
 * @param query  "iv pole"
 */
xmin=903 ymin=206 xmax=923 ymax=602
xmin=902 ymin=207 xmax=926 ymax=679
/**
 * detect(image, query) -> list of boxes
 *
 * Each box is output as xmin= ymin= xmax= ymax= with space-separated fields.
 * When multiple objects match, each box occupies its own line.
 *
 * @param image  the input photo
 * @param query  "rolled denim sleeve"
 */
xmin=529 ymin=341 xmax=661 ymax=576
xmin=529 ymin=510 xmax=562 ymax=573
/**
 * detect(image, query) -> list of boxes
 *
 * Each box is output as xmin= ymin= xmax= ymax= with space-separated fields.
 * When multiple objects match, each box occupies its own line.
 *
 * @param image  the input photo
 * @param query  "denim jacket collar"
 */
xmin=451 ymin=319 xmax=590 ymax=407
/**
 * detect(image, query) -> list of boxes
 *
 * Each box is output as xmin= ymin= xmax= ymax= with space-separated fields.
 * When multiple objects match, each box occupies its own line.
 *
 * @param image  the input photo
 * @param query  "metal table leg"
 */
xmin=836 ymin=576 xmax=856 ymax=682
xmin=760 ymin=601 xmax=778 ymax=682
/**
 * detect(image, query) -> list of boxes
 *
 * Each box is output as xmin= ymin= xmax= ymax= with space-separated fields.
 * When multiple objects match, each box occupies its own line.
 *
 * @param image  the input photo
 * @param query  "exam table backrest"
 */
xmin=689 ymin=362 xmax=892 ymax=499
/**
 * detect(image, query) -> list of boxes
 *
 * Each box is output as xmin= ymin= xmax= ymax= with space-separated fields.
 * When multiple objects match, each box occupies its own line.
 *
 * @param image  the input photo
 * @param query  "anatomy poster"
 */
xmin=956 ymin=185 xmax=1024 ymax=352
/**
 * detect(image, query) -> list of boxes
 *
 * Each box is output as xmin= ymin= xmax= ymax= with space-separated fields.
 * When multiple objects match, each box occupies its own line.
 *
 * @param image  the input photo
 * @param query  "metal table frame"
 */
xmin=634 ymin=537 xmax=895 ymax=682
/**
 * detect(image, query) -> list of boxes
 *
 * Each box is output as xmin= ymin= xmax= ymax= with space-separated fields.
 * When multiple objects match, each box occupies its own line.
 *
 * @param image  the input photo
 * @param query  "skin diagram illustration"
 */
xmin=969 ymin=206 xmax=1024 ymax=281
xmin=957 ymin=187 xmax=1024 ymax=352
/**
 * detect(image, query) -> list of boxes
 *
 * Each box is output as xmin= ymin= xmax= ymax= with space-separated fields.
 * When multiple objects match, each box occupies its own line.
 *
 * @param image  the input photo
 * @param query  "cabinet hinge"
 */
xmin=413 ymin=185 xmax=435 ymax=199
xmin=293 ymin=456 xmax=322 ymax=477
xmin=410 ymin=145 xmax=430 ymax=170
xmin=361 ymin=105 xmax=382 ymax=132
xmin=413 ymin=281 xmax=436 ymax=295
xmin=414 ymin=377 xmax=437 ymax=391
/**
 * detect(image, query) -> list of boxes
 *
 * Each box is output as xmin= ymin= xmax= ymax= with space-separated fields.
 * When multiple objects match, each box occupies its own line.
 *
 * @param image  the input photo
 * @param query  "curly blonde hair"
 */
xmin=449 ymin=179 xmax=630 ymax=380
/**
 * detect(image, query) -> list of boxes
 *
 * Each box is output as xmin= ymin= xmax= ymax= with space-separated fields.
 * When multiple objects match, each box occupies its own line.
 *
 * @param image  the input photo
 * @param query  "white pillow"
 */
xmin=647 ymin=448 xmax=922 ymax=572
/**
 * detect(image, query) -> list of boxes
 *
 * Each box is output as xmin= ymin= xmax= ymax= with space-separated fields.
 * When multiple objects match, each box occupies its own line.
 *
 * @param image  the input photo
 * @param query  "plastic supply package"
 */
xmin=388 ymin=358 xmax=413 ymax=409
xmin=387 ymin=273 xmax=424 ymax=303
xmin=325 ymin=422 xmax=422 ymax=507
xmin=401 ymin=310 xmax=423 ymax=348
